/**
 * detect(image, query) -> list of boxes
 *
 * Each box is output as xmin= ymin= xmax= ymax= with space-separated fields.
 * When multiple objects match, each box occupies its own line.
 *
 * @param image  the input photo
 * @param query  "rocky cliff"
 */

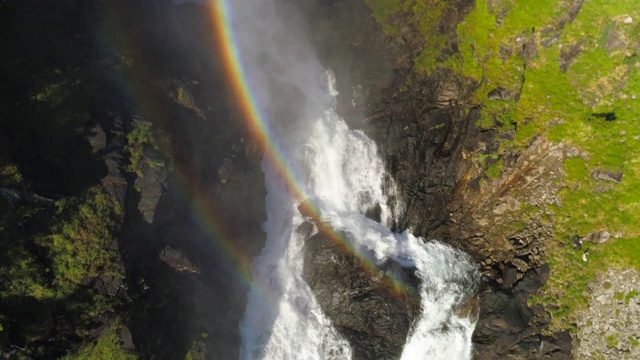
xmin=3 ymin=0 xmax=639 ymax=359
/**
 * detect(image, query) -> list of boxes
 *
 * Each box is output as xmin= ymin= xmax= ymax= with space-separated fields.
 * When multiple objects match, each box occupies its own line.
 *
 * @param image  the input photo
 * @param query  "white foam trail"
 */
xmin=231 ymin=1 xmax=479 ymax=359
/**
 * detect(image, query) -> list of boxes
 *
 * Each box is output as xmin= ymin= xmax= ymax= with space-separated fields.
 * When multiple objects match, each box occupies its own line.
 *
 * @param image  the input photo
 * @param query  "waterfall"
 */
xmin=229 ymin=1 xmax=480 ymax=359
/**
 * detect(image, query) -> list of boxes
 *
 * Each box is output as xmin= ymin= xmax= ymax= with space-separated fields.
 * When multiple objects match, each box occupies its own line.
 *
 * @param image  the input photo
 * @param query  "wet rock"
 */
xmin=302 ymin=227 xmax=420 ymax=360
xmin=364 ymin=202 xmax=382 ymax=223
xmin=159 ymin=246 xmax=200 ymax=274
xmin=454 ymin=296 xmax=480 ymax=322
xmin=502 ymin=265 xmax=518 ymax=289
xmin=297 ymin=199 xmax=321 ymax=222
xmin=0 ymin=188 xmax=52 ymax=206
xmin=591 ymin=169 xmax=623 ymax=183
xmin=296 ymin=221 xmax=315 ymax=239
xmin=474 ymin=266 xmax=572 ymax=359
xmin=172 ymin=83 xmax=205 ymax=118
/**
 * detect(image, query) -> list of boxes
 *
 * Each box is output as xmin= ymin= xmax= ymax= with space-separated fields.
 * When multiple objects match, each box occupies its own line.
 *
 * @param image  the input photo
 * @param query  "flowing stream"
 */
xmin=231 ymin=1 xmax=479 ymax=359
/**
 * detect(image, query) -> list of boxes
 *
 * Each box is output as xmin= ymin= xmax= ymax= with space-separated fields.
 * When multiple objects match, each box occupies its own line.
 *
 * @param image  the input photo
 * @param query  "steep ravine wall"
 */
xmin=305 ymin=0 xmax=574 ymax=358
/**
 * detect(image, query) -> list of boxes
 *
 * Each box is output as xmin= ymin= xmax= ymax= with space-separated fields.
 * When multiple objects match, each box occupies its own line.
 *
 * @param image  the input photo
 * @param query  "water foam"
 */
xmin=230 ymin=1 xmax=479 ymax=359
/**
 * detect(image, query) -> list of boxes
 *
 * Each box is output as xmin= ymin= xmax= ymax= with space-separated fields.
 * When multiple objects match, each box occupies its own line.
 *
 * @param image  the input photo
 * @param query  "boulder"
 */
xmin=474 ymin=265 xmax=572 ymax=358
xmin=302 ymin=227 xmax=420 ymax=360
xmin=119 ymin=325 xmax=136 ymax=351
xmin=591 ymin=169 xmax=623 ymax=183
xmin=86 ymin=123 xmax=107 ymax=150
xmin=159 ymin=246 xmax=200 ymax=274
xmin=135 ymin=146 xmax=169 ymax=223
xmin=582 ymin=230 xmax=610 ymax=244
xmin=297 ymin=199 xmax=321 ymax=222
xmin=100 ymin=116 xmax=128 ymax=217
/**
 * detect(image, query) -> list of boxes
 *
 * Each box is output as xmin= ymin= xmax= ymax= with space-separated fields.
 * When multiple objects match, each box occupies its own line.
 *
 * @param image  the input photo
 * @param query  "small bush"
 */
xmin=63 ymin=324 xmax=136 ymax=360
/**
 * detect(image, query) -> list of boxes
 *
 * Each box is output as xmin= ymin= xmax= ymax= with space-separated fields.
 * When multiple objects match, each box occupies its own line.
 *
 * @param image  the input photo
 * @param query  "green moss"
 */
xmin=486 ymin=158 xmax=504 ymax=179
xmin=605 ymin=333 xmax=619 ymax=348
xmin=46 ymin=187 xmax=121 ymax=296
xmin=177 ymin=86 xmax=186 ymax=104
xmin=125 ymin=121 xmax=161 ymax=177
xmin=365 ymin=0 xmax=640 ymax=334
xmin=511 ymin=220 xmax=525 ymax=232
xmin=185 ymin=341 xmax=206 ymax=360
xmin=0 ymin=163 xmax=23 ymax=186
xmin=630 ymin=337 xmax=640 ymax=347
xmin=63 ymin=324 xmax=137 ymax=360
xmin=476 ymin=110 xmax=494 ymax=129
xmin=625 ymin=290 xmax=639 ymax=304
xmin=456 ymin=0 xmax=495 ymax=80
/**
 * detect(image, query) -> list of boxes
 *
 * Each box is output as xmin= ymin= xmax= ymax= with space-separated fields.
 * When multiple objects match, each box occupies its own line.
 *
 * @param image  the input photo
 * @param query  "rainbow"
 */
xmin=105 ymin=0 xmax=413 ymax=308
xmin=206 ymin=0 xmax=413 ymax=297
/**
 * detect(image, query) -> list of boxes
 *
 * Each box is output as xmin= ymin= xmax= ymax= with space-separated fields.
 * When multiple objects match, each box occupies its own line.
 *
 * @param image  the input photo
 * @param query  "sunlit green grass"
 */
xmin=365 ymin=0 xmax=640 ymax=330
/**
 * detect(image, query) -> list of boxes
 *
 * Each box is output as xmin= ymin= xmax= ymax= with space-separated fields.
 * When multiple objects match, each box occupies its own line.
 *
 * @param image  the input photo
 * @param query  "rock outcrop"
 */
xmin=473 ymin=265 xmax=572 ymax=359
xmin=302 ymin=224 xmax=421 ymax=360
xmin=307 ymin=1 xmax=575 ymax=358
xmin=159 ymin=246 xmax=200 ymax=274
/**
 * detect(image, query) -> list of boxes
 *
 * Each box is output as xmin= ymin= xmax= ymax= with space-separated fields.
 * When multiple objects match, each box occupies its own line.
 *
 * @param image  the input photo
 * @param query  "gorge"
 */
xmin=1 ymin=0 xmax=639 ymax=359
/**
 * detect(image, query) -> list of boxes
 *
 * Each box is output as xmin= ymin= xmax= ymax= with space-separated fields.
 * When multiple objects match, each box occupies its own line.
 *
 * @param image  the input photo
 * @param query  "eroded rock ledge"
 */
xmin=307 ymin=0 xmax=575 ymax=358
xmin=301 ymin=222 xmax=421 ymax=360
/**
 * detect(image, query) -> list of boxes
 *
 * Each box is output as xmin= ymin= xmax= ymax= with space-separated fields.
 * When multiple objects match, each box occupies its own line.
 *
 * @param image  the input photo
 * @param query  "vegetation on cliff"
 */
xmin=366 ymin=0 xmax=640 ymax=334
xmin=0 ymin=1 xmax=136 ymax=358
xmin=62 ymin=322 xmax=137 ymax=360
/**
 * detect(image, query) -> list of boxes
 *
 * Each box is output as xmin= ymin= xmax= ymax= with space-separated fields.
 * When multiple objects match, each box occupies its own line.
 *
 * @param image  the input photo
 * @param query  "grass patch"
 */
xmin=45 ymin=187 xmax=122 ymax=296
xmin=125 ymin=120 xmax=161 ymax=177
xmin=62 ymin=322 xmax=137 ymax=360
xmin=486 ymin=158 xmax=504 ymax=179
xmin=366 ymin=0 xmax=640 ymax=333
xmin=605 ymin=333 xmax=620 ymax=348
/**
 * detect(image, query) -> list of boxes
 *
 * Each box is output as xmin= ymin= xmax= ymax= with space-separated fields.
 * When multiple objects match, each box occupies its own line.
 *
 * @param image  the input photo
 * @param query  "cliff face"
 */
xmin=302 ymin=223 xmax=422 ymax=360
xmin=307 ymin=0 xmax=640 ymax=359
xmin=4 ymin=0 xmax=639 ymax=358
xmin=1 ymin=1 xmax=267 ymax=358
xmin=304 ymin=0 xmax=574 ymax=358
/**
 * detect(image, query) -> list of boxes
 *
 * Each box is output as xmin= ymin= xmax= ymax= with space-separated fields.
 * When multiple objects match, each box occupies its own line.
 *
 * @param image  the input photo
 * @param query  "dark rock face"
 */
xmin=305 ymin=1 xmax=574 ymax=358
xmin=159 ymin=245 xmax=200 ymax=274
xmin=302 ymin=224 xmax=421 ymax=360
xmin=106 ymin=2 xmax=268 ymax=358
xmin=473 ymin=266 xmax=572 ymax=359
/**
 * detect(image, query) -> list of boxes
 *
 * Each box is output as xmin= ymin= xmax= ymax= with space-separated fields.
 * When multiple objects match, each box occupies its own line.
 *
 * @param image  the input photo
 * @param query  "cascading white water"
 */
xmin=231 ymin=1 xmax=479 ymax=359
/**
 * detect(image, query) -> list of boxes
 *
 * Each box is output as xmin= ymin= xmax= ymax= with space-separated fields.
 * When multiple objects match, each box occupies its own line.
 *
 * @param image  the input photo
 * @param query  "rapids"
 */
xmin=226 ymin=1 xmax=480 ymax=359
